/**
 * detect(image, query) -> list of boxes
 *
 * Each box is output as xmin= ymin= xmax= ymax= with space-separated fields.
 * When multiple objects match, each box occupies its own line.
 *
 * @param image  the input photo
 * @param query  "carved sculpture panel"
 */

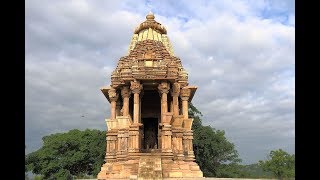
xmin=108 ymin=88 xmax=119 ymax=102
xmin=171 ymin=82 xmax=181 ymax=97
xmin=158 ymin=82 xmax=170 ymax=94
xmin=121 ymin=86 xmax=131 ymax=98
xmin=130 ymin=80 xmax=143 ymax=94
xmin=180 ymin=88 xmax=191 ymax=101
xmin=111 ymin=39 xmax=187 ymax=85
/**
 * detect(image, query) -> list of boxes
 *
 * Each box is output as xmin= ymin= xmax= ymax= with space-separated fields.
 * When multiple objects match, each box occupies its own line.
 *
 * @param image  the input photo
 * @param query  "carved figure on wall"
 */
xmin=108 ymin=88 xmax=118 ymax=101
xmin=144 ymin=48 xmax=156 ymax=59
xmin=130 ymin=80 xmax=143 ymax=94
xmin=158 ymin=81 xmax=170 ymax=94
xmin=172 ymin=82 xmax=180 ymax=95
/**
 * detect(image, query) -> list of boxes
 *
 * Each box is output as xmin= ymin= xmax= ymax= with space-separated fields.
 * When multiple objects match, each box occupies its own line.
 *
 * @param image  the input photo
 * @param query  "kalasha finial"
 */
xmin=146 ymin=11 xmax=155 ymax=20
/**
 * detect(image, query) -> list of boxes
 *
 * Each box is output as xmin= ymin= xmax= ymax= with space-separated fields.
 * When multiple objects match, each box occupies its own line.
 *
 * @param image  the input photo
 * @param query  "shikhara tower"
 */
xmin=98 ymin=13 xmax=203 ymax=179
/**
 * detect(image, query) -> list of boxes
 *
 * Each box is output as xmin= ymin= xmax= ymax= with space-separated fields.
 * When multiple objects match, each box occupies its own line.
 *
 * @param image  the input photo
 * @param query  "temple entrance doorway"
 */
xmin=140 ymin=88 xmax=161 ymax=152
xmin=142 ymin=118 xmax=158 ymax=150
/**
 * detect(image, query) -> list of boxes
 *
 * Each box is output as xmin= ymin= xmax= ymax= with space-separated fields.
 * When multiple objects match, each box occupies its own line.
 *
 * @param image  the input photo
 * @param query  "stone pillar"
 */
xmin=158 ymin=82 xmax=170 ymax=123
xmin=139 ymin=91 xmax=144 ymax=150
xmin=170 ymin=83 xmax=180 ymax=117
xmin=161 ymin=113 xmax=174 ymax=159
xmin=104 ymin=88 xmax=119 ymax=163
xmin=180 ymin=88 xmax=195 ymax=160
xmin=170 ymin=83 xmax=184 ymax=160
xmin=108 ymin=88 xmax=119 ymax=120
xmin=129 ymin=80 xmax=143 ymax=154
xmin=130 ymin=80 xmax=143 ymax=124
xmin=158 ymin=82 xmax=173 ymax=159
xmin=180 ymin=88 xmax=191 ymax=120
xmin=116 ymin=100 xmax=122 ymax=116
xmin=121 ymin=86 xmax=131 ymax=116
xmin=117 ymin=86 xmax=131 ymax=161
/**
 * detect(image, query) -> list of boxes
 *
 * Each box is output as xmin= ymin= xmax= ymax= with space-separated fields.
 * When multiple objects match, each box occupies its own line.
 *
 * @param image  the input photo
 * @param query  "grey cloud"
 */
xmin=161 ymin=12 xmax=294 ymax=164
xmin=25 ymin=57 xmax=112 ymax=153
xmin=26 ymin=1 xmax=142 ymax=65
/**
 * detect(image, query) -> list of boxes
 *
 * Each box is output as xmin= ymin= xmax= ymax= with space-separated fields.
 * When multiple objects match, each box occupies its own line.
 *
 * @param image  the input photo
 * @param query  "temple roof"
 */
xmin=108 ymin=13 xmax=191 ymax=90
xmin=111 ymin=39 xmax=188 ymax=88
xmin=101 ymin=13 xmax=198 ymax=102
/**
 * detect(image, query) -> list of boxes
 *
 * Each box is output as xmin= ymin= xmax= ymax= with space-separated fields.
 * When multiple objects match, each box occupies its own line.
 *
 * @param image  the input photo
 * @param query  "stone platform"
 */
xmin=97 ymin=152 xmax=203 ymax=179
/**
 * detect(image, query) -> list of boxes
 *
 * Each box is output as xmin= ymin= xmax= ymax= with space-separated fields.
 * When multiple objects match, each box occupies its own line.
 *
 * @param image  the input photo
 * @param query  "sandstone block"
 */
xmin=169 ymin=171 xmax=182 ymax=178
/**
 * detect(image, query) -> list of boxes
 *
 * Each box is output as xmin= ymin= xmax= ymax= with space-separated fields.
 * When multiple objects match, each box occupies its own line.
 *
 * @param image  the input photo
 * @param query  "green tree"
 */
xmin=215 ymin=163 xmax=251 ymax=178
xmin=258 ymin=149 xmax=295 ymax=180
xmin=25 ymin=145 xmax=28 ymax=178
xmin=189 ymin=103 xmax=242 ymax=177
xmin=240 ymin=163 xmax=274 ymax=178
xmin=25 ymin=129 xmax=106 ymax=179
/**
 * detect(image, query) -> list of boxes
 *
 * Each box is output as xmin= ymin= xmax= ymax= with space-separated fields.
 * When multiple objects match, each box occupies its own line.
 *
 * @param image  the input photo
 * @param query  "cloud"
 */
xmin=26 ymin=0 xmax=294 ymax=164
xmin=25 ymin=56 xmax=112 ymax=151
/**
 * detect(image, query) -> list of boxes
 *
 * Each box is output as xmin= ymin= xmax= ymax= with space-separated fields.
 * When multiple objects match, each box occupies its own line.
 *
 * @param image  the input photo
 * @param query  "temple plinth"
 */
xmin=98 ymin=12 xmax=203 ymax=179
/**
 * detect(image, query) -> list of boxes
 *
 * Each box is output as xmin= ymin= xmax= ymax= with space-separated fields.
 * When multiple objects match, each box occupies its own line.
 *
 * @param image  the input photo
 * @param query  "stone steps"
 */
xmin=137 ymin=155 xmax=162 ymax=179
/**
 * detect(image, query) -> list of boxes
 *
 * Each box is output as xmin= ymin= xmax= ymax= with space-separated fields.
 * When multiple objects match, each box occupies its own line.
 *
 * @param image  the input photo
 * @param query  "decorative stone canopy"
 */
xmin=98 ymin=13 xmax=202 ymax=179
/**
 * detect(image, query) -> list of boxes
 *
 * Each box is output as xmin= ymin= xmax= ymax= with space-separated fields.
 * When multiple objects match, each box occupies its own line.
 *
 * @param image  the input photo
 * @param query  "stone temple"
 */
xmin=98 ymin=13 xmax=203 ymax=179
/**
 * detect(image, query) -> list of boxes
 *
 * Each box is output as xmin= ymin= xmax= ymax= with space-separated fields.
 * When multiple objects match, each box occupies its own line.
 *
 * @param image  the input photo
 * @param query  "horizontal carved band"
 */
xmin=161 ymin=131 xmax=173 ymax=135
xmin=117 ymin=134 xmax=129 ymax=137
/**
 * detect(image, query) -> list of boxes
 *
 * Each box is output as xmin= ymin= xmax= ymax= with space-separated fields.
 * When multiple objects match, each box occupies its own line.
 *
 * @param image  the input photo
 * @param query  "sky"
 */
xmin=25 ymin=0 xmax=295 ymax=165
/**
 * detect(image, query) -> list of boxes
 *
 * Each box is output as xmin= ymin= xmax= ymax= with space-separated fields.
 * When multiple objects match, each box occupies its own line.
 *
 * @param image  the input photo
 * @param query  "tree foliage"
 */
xmin=25 ymin=129 xmax=106 ymax=179
xmin=258 ymin=149 xmax=295 ymax=179
xmin=189 ymin=103 xmax=241 ymax=177
xmin=215 ymin=163 xmax=251 ymax=178
xmin=240 ymin=163 xmax=273 ymax=178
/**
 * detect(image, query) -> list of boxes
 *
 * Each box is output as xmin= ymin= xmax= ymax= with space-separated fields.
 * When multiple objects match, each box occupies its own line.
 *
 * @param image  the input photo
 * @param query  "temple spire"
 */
xmin=146 ymin=11 xmax=154 ymax=20
xmin=128 ymin=12 xmax=174 ymax=55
